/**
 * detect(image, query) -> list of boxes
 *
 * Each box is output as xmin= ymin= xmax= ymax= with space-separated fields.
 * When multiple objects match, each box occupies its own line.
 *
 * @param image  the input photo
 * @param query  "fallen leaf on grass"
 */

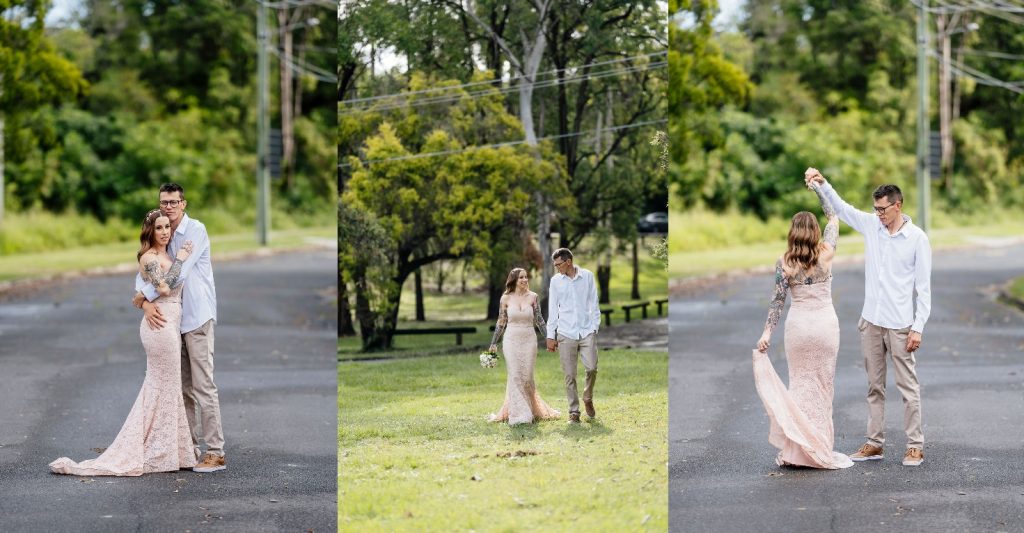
xmin=470 ymin=474 xmax=482 ymax=481
xmin=496 ymin=450 xmax=539 ymax=458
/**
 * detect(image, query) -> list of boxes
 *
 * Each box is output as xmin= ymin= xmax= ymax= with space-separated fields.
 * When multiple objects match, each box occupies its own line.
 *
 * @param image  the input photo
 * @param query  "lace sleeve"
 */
xmin=163 ymin=258 xmax=185 ymax=289
xmin=532 ymin=299 xmax=546 ymax=332
xmin=764 ymin=259 xmax=790 ymax=336
xmin=490 ymin=304 xmax=508 ymax=347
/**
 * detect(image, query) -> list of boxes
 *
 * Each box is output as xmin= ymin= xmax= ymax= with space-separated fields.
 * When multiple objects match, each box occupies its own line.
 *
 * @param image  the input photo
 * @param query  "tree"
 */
xmin=668 ymin=0 xmax=751 ymax=207
xmin=340 ymin=74 xmax=567 ymax=350
xmin=0 ymin=0 xmax=85 ymax=224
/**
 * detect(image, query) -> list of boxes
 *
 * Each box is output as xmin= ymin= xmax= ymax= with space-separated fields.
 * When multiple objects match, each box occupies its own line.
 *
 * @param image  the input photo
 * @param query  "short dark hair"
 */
xmin=872 ymin=184 xmax=902 ymax=205
xmin=551 ymin=248 xmax=573 ymax=262
xmin=159 ymin=183 xmax=185 ymax=199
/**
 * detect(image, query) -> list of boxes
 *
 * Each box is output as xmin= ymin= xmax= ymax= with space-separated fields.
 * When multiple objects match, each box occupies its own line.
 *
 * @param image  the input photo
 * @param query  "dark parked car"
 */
xmin=637 ymin=212 xmax=668 ymax=234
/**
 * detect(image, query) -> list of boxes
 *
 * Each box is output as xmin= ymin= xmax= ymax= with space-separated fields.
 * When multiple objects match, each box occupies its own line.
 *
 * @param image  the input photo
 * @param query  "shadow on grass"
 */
xmin=556 ymin=418 xmax=615 ymax=440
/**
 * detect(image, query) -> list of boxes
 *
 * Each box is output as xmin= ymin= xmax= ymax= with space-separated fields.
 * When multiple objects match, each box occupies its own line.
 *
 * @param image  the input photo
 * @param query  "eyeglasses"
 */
xmin=553 ymin=261 xmax=565 ymax=268
xmin=873 ymin=201 xmax=896 ymax=214
xmin=159 ymin=200 xmax=183 ymax=207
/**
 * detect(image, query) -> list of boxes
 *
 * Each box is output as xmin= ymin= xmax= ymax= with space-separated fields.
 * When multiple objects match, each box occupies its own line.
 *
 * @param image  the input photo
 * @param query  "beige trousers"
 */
xmin=557 ymin=332 xmax=598 ymax=414
xmin=858 ymin=317 xmax=923 ymax=449
xmin=182 ymin=319 xmax=225 ymax=457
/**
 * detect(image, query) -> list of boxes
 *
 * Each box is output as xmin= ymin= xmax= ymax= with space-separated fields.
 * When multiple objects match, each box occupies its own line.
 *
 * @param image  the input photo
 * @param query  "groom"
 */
xmin=805 ymin=169 xmax=932 ymax=467
xmin=546 ymin=248 xmax=601 ymax=423
xmin=132 ymin=183 xmax=226 ymax=473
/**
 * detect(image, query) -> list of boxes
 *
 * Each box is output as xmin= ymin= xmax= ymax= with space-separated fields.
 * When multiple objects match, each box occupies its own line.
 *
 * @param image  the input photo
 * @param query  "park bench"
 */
xmin=488 ymin=308 xmax=613 ymax=330
xmin=655 ymin=298 xmax=669 ymax=316
xmin=620 ymin=301 xmax=650 ymax=322
xmin=394 ymin=326 xmax=477 ymax=346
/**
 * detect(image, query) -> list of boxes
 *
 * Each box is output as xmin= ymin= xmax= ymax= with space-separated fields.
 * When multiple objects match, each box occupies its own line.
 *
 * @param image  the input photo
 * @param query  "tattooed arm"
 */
xmin=142 ymin=257 xmax=172 ymax=296
xmin=489 ymin=296 xmax=509 ymax=353
xmin=531 ymin=295 xmax=547 ymax=336
xmin=757 ymin=259 xmax=790 ymax=352
xmin=812 ymin=182 xmax=839 ymax=251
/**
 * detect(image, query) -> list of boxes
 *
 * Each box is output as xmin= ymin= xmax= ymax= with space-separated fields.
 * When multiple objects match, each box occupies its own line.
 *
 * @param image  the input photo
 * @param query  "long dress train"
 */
xmin=49 ymin=281 xmax=198 ymax=476
xmin=752 ymin=277 xmax=853 ymax=469
xmin=489 ymin=304 xmax=560 ymax=425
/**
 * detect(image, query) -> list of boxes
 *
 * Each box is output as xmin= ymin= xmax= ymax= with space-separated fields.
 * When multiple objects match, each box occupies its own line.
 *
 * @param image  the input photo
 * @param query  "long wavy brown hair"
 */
xmin=783 ymin=211 xmax=824 ymax=272
xmin=137 ymin=209 xmax=167 ymax=261
xmin=504 ymin=268 xmax=528 ymax=294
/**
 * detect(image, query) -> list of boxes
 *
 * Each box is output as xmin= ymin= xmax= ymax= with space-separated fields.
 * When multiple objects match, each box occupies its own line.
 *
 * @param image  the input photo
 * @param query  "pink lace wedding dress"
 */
xmin=50 ymin=279 xmax=198 ymax=476
xmin=489 ymin=303 xmax=560 ymax=425
xmin=753 ymin=276 xmax=853 ymax=469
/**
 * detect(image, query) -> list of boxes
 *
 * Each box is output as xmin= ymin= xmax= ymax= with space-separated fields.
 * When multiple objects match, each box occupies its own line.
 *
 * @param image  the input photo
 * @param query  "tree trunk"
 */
xmin=0 ymin=113 xmax=5 ymax=227
xmin=631 ymin=236 xmax=641 ymax=300
xmin=414 ymin=267 xmax=425 ymax=321
xmin=597 ymin=264 xmax=611 ymax=305
xmin=436 ymin=261 xmax=446 ymax=293
xmin=278 ymin=9 xmax=295 ymax=191
xmin=486 ymin=274 xmax=503 ymax=320
xmin=338 ymin=270 xmax=356 ymax=336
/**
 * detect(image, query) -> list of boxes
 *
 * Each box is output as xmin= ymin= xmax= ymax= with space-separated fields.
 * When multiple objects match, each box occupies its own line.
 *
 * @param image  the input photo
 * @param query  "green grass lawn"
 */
xmin=0 ymin=226 xmax=334 ymax=282
xmin=338 ymin=348 xmax=667 ymax=532
xmin=669 ymin=209 xmax=1024 ymax=279
xmin=1009 ymin=276 xmax=1024 ymax=301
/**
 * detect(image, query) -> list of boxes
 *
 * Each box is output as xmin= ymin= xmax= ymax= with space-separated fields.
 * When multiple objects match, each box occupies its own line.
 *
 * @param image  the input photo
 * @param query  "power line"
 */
xmin=254 ymin=0 xmax=335 ymax=9
xmin=959 ymin=48 xmax=1024 ymax=60
xmin=930 ymin=50 xmax=1024 ymax=93
xmin=340 ymin=51 xmax=668 ymax=106
xmin=268 ymin=46 xmax=337 ymax=83
xmin=338 ymin=119 xmax=667 ymax=169
xmin=339 ymin=61 xmax=667 ymax=116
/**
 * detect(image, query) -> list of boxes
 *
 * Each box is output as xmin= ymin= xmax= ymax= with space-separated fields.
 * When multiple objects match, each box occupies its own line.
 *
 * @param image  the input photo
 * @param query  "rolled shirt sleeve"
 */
xmin=911 ymin=232 xmax=932 ymax=333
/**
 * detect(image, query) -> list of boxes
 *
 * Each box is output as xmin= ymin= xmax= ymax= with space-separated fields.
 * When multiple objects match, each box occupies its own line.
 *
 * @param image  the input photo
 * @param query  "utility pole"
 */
xmin=256 ymin=1 xmax=270 ymax=245
xmin=916 ymin=0 xmax=931 ymax=233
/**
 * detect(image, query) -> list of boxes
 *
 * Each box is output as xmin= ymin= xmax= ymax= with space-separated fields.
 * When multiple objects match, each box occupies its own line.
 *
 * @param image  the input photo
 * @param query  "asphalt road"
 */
xmin=0 ymin=250 xmax=337 ymax=532
xmin=669 ymin=243 xmax=1024 ymax=532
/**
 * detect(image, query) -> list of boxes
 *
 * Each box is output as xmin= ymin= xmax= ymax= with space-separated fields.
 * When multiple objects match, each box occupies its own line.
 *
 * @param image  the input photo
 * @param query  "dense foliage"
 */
xmin=671 ymin=0 xmax=1024 ymax=219
xmin=2 ymin=0 xmax=336 ymax=232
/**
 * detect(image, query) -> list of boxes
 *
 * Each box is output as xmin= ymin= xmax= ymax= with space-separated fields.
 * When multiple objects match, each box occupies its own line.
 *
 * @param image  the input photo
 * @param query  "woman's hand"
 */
xmin=489 ymin=344 xmax=498 ymax=354
xmin=757 ymin=331 xmax=771 ymax=353
xmin=175 ymin=240 xmax=194 ymax=261
xmin=157 ymin=281 xmax=171 ymax=296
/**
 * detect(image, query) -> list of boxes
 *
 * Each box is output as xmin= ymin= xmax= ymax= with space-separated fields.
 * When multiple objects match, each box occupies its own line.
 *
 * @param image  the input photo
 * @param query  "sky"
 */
xmin=46 ymin=0 xmax=82 ymax=27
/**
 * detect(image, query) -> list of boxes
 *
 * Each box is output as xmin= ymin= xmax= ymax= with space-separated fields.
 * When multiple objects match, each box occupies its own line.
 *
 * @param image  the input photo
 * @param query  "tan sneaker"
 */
xmin=902 ymin=448 xmax=924 ymax=466
xmin=850 ymin=443 xmax=884 ymax=462
xmin=193 ymin=453 xmax=226 ymax=473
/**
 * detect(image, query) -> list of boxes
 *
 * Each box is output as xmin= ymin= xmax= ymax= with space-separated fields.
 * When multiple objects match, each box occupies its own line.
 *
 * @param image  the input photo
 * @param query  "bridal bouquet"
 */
xmin=479 ymin=351 xmax=499 ymax=368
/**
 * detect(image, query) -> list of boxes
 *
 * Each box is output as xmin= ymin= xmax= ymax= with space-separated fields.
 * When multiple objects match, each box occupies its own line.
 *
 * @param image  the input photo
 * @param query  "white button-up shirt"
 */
xmin=135 ymin=213 xmax=217 ymax=334
xmin=822 ymin=183 xmax=932 ymax=333
xmin=546 ymin=265 xmax=601 ymax=340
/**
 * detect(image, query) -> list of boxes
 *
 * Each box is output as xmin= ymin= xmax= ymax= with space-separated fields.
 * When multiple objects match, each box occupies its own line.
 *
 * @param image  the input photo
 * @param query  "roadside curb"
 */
xmin=669 ymin=237 xmax=1024 ymax=296
xmin=0 ymin=240 xmax=335 ymax=299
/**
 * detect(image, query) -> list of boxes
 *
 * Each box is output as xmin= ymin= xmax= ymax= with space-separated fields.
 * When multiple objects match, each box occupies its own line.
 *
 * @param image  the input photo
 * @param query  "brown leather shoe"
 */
xmin=902 ymin=448 xmax=924 ymax=466
xmin=583 ymin=400 xmax=596 ymax=418
xmin=193 ymin=453 xmax=226 ymax=473
xmin=850 ymin=443 xmax=884 ymax=462
xmin=568 ymin=412 xmax=581 ymax=423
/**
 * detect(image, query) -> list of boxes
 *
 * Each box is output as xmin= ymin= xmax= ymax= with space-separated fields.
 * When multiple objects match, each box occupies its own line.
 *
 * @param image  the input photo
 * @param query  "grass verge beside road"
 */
xmin=338 ymin=348 xmax=667 ymax=532
xmin=0 ymin=226 xmax=334 ymax=283
xmin=669 ymin=209 xmax=1024 ymax=279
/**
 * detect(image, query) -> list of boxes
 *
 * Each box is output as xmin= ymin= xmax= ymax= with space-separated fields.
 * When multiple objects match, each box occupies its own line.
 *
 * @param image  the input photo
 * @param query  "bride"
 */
xmin=488 ymin=268 xmax=560 ymax=425
xmin=752 ymin=179 xmax=853 ymax=469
